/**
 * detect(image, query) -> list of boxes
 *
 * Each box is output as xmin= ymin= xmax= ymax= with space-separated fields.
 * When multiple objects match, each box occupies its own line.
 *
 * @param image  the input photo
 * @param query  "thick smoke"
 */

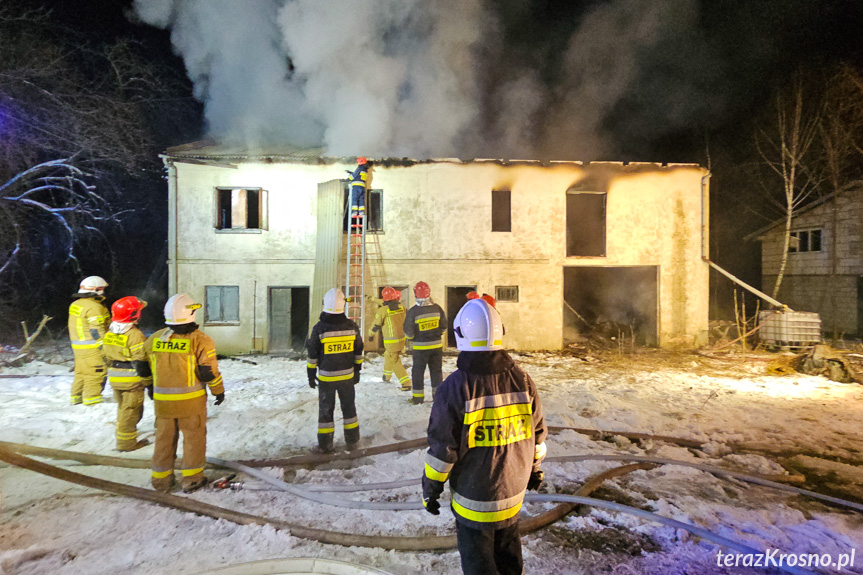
xmin=130 ymin=0 xmax=726 ymax=160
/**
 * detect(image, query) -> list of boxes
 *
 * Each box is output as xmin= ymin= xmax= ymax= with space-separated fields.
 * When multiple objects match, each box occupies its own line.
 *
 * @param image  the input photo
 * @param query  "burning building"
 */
xmin=161 ymin=141 xmax=710 ymax=354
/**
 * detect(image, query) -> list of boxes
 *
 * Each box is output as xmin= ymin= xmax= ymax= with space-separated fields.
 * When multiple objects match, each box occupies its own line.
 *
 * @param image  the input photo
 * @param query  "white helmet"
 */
xmin=323 ymin=288 xmax=346 ymax=314
xmin=453 ymin=299 xmax=504 ymax=351
xmin=164 ymin=293 xmax=201 ymax=325
xmin=78 ymin=275 xmax=108 ymax=294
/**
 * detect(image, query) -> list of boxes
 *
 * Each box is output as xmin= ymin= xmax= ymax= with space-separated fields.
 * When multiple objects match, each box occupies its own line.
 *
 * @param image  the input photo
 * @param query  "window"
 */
xmin=205 ymin=286 xmax=239 ymax=324
xmin=492 ymin=190 xmax=511 ymax=232
xmin=343 ymin=187 xmax=383 ymax=233
xmin=789 ymin=229 xmax=822 ymax=253
xmin=566 ymin=191 xmax=606 ymax=257
xmin=495 ymin=286 xmax=519 ymax=302
xmin=215 ymin=188 xmax=267 ymax=230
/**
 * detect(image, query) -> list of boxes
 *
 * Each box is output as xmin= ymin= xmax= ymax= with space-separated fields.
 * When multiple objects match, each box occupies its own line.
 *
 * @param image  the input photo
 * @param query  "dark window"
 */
xmin=492 ymin=190 xmax=511 ymax=232
xmin=215 ymin=188 xmax=265 ymax=230
xmin=789 ymin=229 xmax=822 ymax=253
xmin=205 ymin=286 xmax=239 ymax=323
xmin=343 ymin=186 xmax=383 ymax=233
xmin=495 ymin=286 xmax=518 ymax=302
xmin=566 ymin=192 xmax=606 ymax=257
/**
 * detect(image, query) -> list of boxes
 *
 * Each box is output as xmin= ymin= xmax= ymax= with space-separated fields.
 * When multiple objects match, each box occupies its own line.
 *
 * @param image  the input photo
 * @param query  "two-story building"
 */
xmin=162 ymin=141 xmax=710 ymax=354
xmin=749 ymin=188 xmax=863 ymax=337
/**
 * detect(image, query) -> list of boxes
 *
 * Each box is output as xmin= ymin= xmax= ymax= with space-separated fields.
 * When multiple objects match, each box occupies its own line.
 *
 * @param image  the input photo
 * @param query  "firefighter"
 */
xmin=307 ymin=288 xmax=364 ymax=452
xmin=422 ymin=298 xmax=547 ymax=575
xmin=348 ymin=157 xmax=374 ymax=224
xmin=403 ymin=281 xmax=446 ymax=404
xmin=103 ymin=296 xmax=151 ymax=451
xmin=68 ymin=276 xmax=111 ymax=405
xmin=369 ymin=286 xmax=409 ymax=390
xmin=138 ymin=294 xmax=225 ymax=493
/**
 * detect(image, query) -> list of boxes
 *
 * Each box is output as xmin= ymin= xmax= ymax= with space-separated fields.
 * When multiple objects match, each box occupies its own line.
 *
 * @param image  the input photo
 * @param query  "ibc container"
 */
xmin=759 ymin=310 xmax=821 ymax=348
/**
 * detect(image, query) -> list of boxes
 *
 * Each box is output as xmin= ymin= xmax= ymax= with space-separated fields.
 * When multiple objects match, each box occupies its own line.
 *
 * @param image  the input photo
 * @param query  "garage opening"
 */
xmin=446 ymin=286 xmax=477 ymax=348
xmin=563 ymin=267 xmax=657 ymax=347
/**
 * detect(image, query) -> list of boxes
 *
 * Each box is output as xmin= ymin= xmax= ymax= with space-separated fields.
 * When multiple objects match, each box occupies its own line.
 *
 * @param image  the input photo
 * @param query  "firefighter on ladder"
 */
xmin=68 ymin=276 xmax=110 ymax=405
xmin=349 ymin=157 xmax=374 ymax=226
xmin=307 ymin=288 xmax=364 ymax=452
xmin=403 ymin=281 xmax=447 ymax=404
xmin=422 ymin=298 xmax=547 ymax=575
xmin=138 ymin=294 xmax=225 ymax=493
xmin=370 ymin=286 xmax=409 ymax=390
xmin=102 ymin=296 xmax=151 ymax=451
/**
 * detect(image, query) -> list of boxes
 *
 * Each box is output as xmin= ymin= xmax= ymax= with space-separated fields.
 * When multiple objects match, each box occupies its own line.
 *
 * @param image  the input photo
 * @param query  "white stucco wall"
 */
xmin=166 ymin=157 xmax=709 ymax=354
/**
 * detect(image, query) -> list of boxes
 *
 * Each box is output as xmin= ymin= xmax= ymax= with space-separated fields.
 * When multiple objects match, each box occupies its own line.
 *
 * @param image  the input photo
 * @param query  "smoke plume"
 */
xmin=129 ymin=0 xmax=760 ymax=160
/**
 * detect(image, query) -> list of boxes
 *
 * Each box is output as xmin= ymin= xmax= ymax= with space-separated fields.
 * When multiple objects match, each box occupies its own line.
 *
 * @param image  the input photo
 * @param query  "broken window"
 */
xmin=205 ymin=285 xmax=240 ymax=324
xmin=495 ymin=286 xmax=518 ymax=302
xmin=215 ymin=188 xmax=267 ymax=230
xmin=343 ymin=187 xmax=383 ymax=233
xmin=566 ymin=192 xmax=606 ymax=257
xmin=492 ymin=190 xmax=511 ymax=232
xmin=789 ymin=229 xmax=822 ymax=253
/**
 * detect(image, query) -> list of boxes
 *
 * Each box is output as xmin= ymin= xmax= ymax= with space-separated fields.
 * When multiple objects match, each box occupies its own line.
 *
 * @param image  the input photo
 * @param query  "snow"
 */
xmin=2 ymin=351 xmax=863 ymax=574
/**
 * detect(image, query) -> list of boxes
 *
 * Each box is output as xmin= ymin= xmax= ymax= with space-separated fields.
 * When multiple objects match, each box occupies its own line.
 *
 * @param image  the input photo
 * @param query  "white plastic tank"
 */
xmin=759 ymin=310 xmax=821 ymax=348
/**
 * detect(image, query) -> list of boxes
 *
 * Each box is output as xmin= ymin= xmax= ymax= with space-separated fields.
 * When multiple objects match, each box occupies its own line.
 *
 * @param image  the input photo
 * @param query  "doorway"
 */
xmin=446 ymin=285 xmax=477 ymax=348
xmin=563 ymin=267 xmax=657 ymax=347
xmin=268 ymin=287 xmax=310 ymax=353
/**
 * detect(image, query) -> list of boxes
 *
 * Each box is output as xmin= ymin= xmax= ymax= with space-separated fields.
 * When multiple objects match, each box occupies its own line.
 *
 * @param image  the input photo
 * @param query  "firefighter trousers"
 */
xmin=112 ymin=388 xmax=144 ymax=450
xmin=317 ymin=381 xmax=359 ymax=450
xmin=151 ymin=412 xmax=206 ymax=492
xmin=71 ymin=348 xmax=106 ymax=405
xmin=383 ymin=342 xmax=409 ymax=389
xmin=411 ymin=347 xmax=442 ymax=401
xmin=456 ymin=520 xmax=523 ymax=575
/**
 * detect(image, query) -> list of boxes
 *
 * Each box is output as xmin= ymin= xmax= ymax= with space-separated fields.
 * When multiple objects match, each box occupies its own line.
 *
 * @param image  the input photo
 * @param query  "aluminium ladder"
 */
xmin=345 ymin=193 xmax=367 ymax=335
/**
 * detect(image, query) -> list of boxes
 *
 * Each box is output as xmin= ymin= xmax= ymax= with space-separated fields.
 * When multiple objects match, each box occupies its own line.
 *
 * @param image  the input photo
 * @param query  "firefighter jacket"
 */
xmin=404 ymin=301 xmax=447 ymax=350
xmin=371 ymin=301 xmax=406 ymax=345
xmin=349 ymin=164 xmax=372 ymax=207
xmin=102 ymin=323 xmax=150 ymax=391
xmin=68 ymin=295 xmax=110 ymax=351
xmin=139 ymin=323 xmax=224 ymax=418
xmin=307 ymin=312 xmax=364 ymax=383
xmin=422 ymin=350 xmax=547 ymax=530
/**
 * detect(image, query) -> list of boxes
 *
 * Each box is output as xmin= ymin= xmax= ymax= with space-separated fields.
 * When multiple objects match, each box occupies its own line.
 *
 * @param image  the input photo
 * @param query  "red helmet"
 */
xmin=466 ymin=291 xmax=479 ymax=301
xmin=414 ymin=281 xmax=430 ymax=299
xmin=112 ymin=296 xmax=147 ymax=323
xmin=481 ymin=294 xmax=497 ymax=308
xmin=382 ymin=286 xmax=400 ymax=302
xmin=357 ymin=156 xmax=367 ymax=165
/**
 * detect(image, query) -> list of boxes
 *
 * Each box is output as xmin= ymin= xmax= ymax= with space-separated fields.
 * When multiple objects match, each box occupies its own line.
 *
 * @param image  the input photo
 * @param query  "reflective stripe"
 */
xmin=320 ymin=335 xmax=355 ymax=344
xmin=383 ymin=370 xmax=393 ymax=376
xmin=398 ymin=375 xmax=410 ymax=383
xmin=130 ymin=343 xmax=144 ymax=352
xmin=206 ymin=349 xmax=216 ymax=357
xmin=109 ymin=376 xmax=140 ymax=384
xmin=182 ymin=467 xmax=204 ymax=477
xmin=383 ymin=337 xmax=405 ymax=344
xmin=318 ymin=422 xmax=335 ymax=433
xmin=425 ymin=453 xmax=454 ymax=475
xmin=412 ymin=342 xmax=442 ymax=350
xmin=152 ymin=469 xmax=173 ymax=479
xmin=413 ymin=391 xmax=424 ymax=397
xmin=322 ymin=330 xmax=357 ymax=338
xmin=354 ymin=357 xmax=363 ymax=364
xmin=424 ymin=462 xmax=449 ymax=482
xmin=318 ymin=367 xmax=354 ymax=382
xmin=153 ymin=386 xmax=205 ymax=401
xmin=464 ymin=392 xmax=530 ymax=413
xmin=71 ymin=340 xmax=101 ymax=349
xmin=451 ymin=490 xmax=525 ymax=523
xmin=307 ymin=361 xmax=318 ymax=368
xmin=83 ymin=396 xmax=103 ymax=405
xmin=116 ymin=430 xmax=137 ymax=439
xmin=464 ymin=402 xmax=532 ymax=425
xmin=344 ymin=421 xmax=359 ymax=430
xmin=108 ymin=368 xmax=137 ymax=377
xmin=469 ymin=339 xmax=502 ymax=347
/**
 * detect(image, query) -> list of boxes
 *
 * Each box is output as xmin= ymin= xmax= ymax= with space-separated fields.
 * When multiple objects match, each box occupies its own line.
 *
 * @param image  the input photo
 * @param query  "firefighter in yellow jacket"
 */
xmin=138 ymin=293 xmax=225 ymax=493
xmin=102 ymin=296 xmax=151 ymax=451
xmin=68 ymin=276 xmax=111 ymax=405
xmin=369 ymin=286 xmax=409 ymax=390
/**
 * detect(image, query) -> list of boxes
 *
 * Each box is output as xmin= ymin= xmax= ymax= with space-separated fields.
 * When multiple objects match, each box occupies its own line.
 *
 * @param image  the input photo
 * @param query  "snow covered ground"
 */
xmin=2 ymin=350 xmax=862 ymax=574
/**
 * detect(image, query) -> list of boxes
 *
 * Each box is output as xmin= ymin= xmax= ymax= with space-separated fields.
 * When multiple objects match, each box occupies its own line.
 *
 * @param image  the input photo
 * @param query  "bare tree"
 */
xmin=755 ymin=74 xmax=823 ymax=300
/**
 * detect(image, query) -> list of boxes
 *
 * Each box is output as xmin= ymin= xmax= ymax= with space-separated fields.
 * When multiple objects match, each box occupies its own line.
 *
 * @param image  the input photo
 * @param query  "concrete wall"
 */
xmin=167 ymin=158 xmax=709 ymax=354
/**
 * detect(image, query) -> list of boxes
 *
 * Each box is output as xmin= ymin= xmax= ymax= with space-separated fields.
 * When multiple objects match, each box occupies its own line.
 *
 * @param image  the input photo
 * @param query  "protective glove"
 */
xmin=423 ymin=495 xmax=440 ymax=515
xmin=308 ymin=375 xmax=317 ymax=389
xmin=353 ymin=368 xmax=361 ymax=384
xmin=146 ymin=385 xmax=153 ymax=400
xmin=527 ymin=469 xmax=544 ymax=491
xmin=214 ymin=393 xmax=225 ymax=406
